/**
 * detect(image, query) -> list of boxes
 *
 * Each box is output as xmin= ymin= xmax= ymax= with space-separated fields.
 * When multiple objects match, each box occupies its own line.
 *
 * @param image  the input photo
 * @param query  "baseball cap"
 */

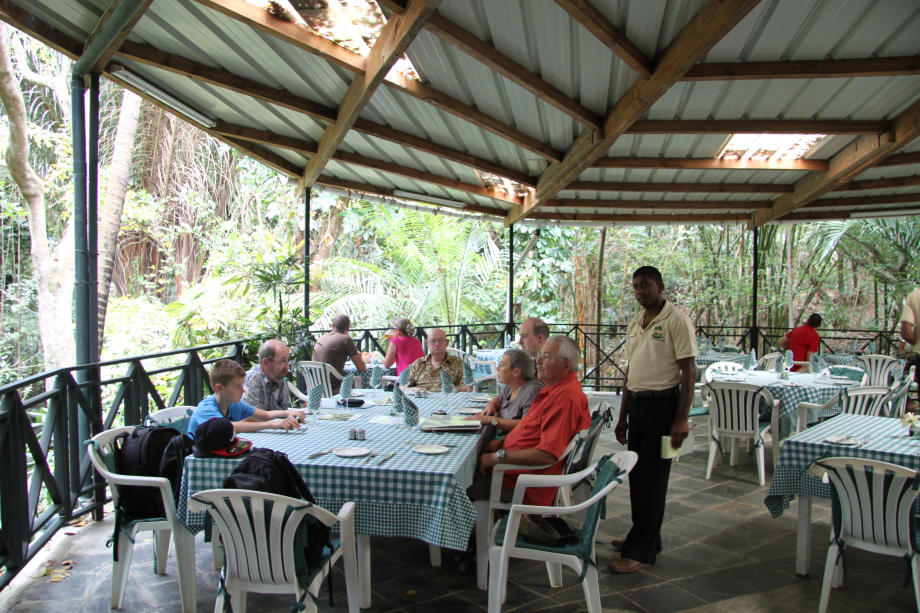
xmin=193 ymin=418 xmax=253 ymax=458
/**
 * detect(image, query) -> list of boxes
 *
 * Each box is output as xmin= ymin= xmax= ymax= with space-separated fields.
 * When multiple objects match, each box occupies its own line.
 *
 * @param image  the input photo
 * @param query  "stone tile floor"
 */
xmin=1 ymin=405 xmax=916 ymax=613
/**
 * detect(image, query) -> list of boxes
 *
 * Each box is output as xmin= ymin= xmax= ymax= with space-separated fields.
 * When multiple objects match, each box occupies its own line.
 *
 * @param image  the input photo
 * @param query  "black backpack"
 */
xmin=105 ymin=425 xmax=194 ymax=562
xmin=221 ymin=448 xmax=333 ymax=572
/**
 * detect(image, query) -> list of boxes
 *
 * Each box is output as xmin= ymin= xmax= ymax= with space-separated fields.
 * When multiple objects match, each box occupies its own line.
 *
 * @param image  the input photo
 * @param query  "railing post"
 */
xmin=0 ymin=394 xmax=30 ymax=573
xmin=52 ymin=374 xmax=70 ymax=518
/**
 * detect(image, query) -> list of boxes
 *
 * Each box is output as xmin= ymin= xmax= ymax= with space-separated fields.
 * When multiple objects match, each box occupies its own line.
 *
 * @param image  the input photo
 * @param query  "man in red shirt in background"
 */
xmin=778 ymin=313 xmax=822 ymax=371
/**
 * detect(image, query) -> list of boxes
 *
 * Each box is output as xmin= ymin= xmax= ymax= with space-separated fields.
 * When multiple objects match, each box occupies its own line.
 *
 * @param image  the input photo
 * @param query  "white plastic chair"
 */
xmin=808 ymin=458 xmax=920 ymax=613
xmin=828 ymin=365 xmax=869 ymax=385
xmin=474 ymin=433 xmax=582 ymax=590
xmin=86 ymin=427 xmax=197 ymax=612
xmin=188 ymin=489 xmax=359 ymax=613
xmin=838 ymin=386 xmax=891 ymax=417
xmin=757 ymin=352 xmax=783 ymax=371
xmin=855 ymin=354 xmax=899 ymax=387
xmin=468 ymin=355 xmax=499 ymax=393
xmin=703 ymin=361 xmax=744 ymax=383
xmin=299 ymin=361 xmax=343 ymax=398
xmin=147 ymin=406 xmax=195 ymax=426
xmin=446 ymin=347 xmax=470 ymax=361
xmin=558 ymin=404 xmax=611 ymax=507
xmin=703 ymin=382 xmax=779 ymax=486
xmin=287 ymin=380 xmax=309 ymax=405
xmin=888 ymin=366 xmax=916 ymax=418
xmin=487 ymin=452 xmax=638 ymax=613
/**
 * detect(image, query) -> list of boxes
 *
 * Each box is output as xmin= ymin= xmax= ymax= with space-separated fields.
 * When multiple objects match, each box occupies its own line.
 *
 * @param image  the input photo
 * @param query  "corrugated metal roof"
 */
xmin=5 ymin=0 xmax=920 ymax=223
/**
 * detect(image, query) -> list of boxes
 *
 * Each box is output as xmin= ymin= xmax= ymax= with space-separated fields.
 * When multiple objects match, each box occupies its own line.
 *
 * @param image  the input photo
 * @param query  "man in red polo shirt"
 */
xmin=468 ymin=334 xmax=591 ymax=506
xmin=779 ymin=313 xmax=822 ymax=371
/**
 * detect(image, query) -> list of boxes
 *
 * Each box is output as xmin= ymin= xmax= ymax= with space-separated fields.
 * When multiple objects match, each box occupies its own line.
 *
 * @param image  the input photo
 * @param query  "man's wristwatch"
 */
xmin=491 ymin=417 xmax=499 ymax=427
xmin=496 ymin=449 xmax=506 ymax=464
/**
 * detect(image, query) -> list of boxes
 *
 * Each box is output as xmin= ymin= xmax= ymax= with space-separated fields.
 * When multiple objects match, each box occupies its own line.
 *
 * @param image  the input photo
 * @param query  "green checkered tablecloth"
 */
xmin=342 ymin=362 xmax=396 ymax=387
xmin=765 ymin=414 xmax=920 ymax=517
xmin=696 ymin=352 xmax=747 ymax=369
xmin=177 ymin=391 xmax=491 ymax=551
xmin=711 ymin=371 xmax=856 ymax=441
xmin=823 ymin=354 xmax=857 ymax=366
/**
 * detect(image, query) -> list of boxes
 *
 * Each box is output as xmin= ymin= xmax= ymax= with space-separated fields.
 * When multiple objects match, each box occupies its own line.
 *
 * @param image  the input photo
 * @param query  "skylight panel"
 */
xmin=718 ymin=133 xmax=826 ymax=162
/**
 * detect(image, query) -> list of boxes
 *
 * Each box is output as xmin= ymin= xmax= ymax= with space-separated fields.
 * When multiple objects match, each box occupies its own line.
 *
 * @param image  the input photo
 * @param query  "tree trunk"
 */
xmin=97 ymin=91 xmax=142 ymax=351
xmin=0 ymin=27 xmax=75 ymax=370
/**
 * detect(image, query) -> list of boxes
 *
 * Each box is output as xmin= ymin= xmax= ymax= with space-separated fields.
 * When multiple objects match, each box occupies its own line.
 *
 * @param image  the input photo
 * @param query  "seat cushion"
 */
xmin=493 ymin=516 xmax=585 ymax=557
xmin=689 ymin=406 xmax=710 ymax=417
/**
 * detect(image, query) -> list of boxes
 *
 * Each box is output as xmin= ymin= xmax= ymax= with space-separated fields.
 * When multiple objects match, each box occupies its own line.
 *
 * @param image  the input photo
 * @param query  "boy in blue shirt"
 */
xmin=188 ymin=359 xmax=306 ymax=438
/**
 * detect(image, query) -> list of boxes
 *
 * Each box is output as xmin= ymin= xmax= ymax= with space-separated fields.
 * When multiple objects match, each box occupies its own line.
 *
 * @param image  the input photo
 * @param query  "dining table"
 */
xmin=710 ymin=370 xmax=861 ymax=441
xmin=764 ymin=413 xmax=920 ymax=576
xmin=176 ymin=389 xmax=493 ymax=608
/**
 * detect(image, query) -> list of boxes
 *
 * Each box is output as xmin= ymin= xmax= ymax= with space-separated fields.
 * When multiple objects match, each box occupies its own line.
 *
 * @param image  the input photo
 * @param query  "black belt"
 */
xmin=628 ymin=385 xmax=680 ymax=399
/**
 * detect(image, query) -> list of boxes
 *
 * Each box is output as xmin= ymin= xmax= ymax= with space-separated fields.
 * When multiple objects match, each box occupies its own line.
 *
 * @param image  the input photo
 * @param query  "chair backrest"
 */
xmin=829 ymin=365 xmax=869 ymax=385
xmin=705 ymin=382 xmax=775 ymax=438
xmin=446 ymin=347 xmax=469 ymax=361
xmin=808 ymin=457 xmax=920 ymax=551
xmin=147 ymin=406 xmax=194 ymax=425
xmin=887 ymin=377 xmax=913 ymax=418
xmin=855 ymin=354 xmax=898 ymax=387
xmin=469 ymin=356 xmax=499 ymax=376
xmin=565 ymin=403 xmax=611 ymax=474
xmin=704 ymin=361 xmax=744 ymax=383
xmin=287 ymin=380 xmax=309 ymax=405
xmin=840 ymin=386 xmax=890 ymax=417
xmin=188 ymin=489 xmax=313 ymax=587
xmin=757 ymin=352 xmax=782 ymax=371
xmin=86 ymin=426 xmax=176 ymax=518
xmin=299 ymin=361 xmax=337 ymax=397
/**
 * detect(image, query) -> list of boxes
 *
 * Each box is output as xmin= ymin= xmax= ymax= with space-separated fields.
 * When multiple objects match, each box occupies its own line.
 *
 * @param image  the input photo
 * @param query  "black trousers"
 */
xmin=621 ymin=393 xmax=679 ymax=565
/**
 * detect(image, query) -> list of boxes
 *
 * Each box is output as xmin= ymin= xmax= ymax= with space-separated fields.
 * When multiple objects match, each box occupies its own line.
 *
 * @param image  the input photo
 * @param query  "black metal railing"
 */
xmin=0 ymin=340 xmax=246 ymax=589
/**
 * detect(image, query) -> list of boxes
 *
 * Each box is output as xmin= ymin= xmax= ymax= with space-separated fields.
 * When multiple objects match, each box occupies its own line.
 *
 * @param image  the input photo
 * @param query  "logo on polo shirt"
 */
xmin=651 ymin=325 xmax=664 ymax=341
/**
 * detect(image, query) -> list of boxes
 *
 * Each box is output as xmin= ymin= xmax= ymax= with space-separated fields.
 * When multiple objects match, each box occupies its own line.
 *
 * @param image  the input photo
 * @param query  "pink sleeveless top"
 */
xmin=391 ymin=335 xmax=425 ymax=373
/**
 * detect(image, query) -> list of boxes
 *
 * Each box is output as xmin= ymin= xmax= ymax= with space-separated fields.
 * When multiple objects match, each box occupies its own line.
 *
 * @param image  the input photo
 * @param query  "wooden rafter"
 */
xmin=0 ymin=0 xmax=82 ymax=57
xmin=805 ymin=193 xmax=920 ymax=208
xmin=515 ymin=0 xmax=764 ymax=225
xmin=682 ymin=56 xmax=920 ymax=81
xmin=302 ymin=0 xmax=442 ymax=186
xmin=567 ymin=181 xmax=793 ymax=193
xmin=753 ymin=97 xmax=920 ymax=226
xmin=875 ymin=151 xmax=920 ymax=167
xmin=214 ymin=121 xmax=521 ymax=206
xmin=377 ymin=0 xmax=601 ymax=128
xmin=543 ymin=199 xmax=771 ymax=210
xmin=85 ymin=0 xmax=155 ymax=74
xmin=190 ymin=0 xmax=561 ymax=162
xmin=527 ymin=212 xmax=751 ymax=223
xmin=839 ymin=175 xmax=920 ymax=191
xmin=551 ymin=0 xmax=652 ymax=79
xmin=592 ymin=156 xmax=826 ymax=171
xmin=625 ymin=120 xmax=889 ymax=135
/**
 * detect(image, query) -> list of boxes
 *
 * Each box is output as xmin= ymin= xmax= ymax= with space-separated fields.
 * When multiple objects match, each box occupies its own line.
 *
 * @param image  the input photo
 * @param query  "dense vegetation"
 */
xmin=1 ymin=31 xmax=919 ymax=384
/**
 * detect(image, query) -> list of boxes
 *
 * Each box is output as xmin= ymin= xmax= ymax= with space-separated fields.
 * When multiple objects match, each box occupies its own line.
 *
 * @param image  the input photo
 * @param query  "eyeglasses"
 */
xmin=428 ymin=338 xmax=449 ymax=345
xmin=268 ymin=358 xmax=290 ymax=366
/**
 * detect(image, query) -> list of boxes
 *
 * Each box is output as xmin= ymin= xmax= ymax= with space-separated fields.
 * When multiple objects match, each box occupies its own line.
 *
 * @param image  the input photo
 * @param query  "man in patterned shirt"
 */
xmin=406 ymin=328 xmax=468 ymax=391
xmin=242 ymin=339 xmax=292 ymax=411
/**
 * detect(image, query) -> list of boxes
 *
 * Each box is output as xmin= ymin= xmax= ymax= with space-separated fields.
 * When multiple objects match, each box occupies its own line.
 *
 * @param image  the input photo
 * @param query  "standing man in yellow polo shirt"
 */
xmin=609 ymin=266 xmax=697 ymax=574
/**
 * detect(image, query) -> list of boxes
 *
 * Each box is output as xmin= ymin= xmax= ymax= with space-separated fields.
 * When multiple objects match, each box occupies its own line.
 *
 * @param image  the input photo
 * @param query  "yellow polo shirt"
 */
xmin=625 ymin=300 xmax=697 ymax=392
xmin=901 ymin=288 xmax=920 ymax=351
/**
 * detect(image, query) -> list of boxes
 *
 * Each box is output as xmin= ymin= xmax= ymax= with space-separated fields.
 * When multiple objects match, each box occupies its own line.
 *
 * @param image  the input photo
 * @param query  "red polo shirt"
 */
xmin=501 ymin=372 xmax=591 ymax=506
xmin=785 ymin=324 xmax=820 ymax=371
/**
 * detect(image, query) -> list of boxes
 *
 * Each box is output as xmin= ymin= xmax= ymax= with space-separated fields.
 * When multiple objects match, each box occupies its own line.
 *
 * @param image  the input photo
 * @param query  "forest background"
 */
xmin=2 ymin=28 xmax=919 ymax=385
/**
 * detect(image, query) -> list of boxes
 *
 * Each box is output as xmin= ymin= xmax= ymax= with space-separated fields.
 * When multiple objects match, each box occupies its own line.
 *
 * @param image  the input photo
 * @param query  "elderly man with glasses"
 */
xmin=242 ymin=339 xmax=296 ymax=412
xmin=406 ymin=328 xmax=468 ymax=391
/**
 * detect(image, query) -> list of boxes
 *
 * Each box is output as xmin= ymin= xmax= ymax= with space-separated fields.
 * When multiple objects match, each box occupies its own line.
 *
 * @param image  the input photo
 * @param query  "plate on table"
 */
xmin=455 ymin=408 xmax=481 ymax=415
xmin=413 ymin=444 xmax=449 ymax=455
xmin=333 ymin=447 xmax=370 ymax=458
xmin=468 ymin=396 xmax=494 ymax=402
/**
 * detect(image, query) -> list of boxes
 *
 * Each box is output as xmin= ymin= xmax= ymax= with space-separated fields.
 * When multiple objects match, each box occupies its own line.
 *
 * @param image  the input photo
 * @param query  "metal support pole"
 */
xmin=88 ymin=74 xmax=99 ymax=363
xmin=751 ymin=227 xmax=759 ymax=354
xmin=304 ymin=187 xmax=311 ymax=318
xmin=506 ymin=224 xmax=514 ymax=338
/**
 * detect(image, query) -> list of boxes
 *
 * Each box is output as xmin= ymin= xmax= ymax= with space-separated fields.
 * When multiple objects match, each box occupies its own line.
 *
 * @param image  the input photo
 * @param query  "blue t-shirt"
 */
xmin=187 ymin=395 xmax=256 ymax=439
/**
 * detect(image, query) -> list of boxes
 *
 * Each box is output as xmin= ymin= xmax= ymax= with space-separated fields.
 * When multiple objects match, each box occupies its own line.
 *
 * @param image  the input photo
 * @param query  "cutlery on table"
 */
xmin=377 ymin=452 xmax=395 ymax=466
xmin=363 ymin=450 xmax=380 ymax=464
xmin=857 ymin=437 xmax=870 ymax=448
xmin=308 ymin=448 xmax=335 ymax=459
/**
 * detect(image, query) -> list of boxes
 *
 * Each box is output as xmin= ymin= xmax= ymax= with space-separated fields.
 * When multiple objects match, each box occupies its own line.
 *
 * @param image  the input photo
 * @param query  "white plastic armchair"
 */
xmin=299 ymin=361 xmax=343 ymax=398
xmin=86 ymin=427 xmax=197 ymax=612
xmin=468 ymin=355 xmax=499 ymax=393
xmin=888 ymin=366 xmax=916 ymax=418
xmin=147 ymin=406 xmax=195 ymax=426
xmin=855 ymin=354 xmax=899 ymax=387
xmin=703 ymin=361 xmax=744 ymax=383
xmin=188 ymin=490 xmax=359 ymax=613
xmin=757 ymin=352 xmax=783 ymax=371
xmin=808 ymin=458 xmax=920 ymax=613
xmin=474 ymin=433 xmax=582 ymax=590
xmin=287 ymin=380 xmax=309 ymax=405
xmin=839 ymin=386 xmax=891 ymax=417
xmin=486 ymin=452 xmax=638 ymax=613
xmin=558 ymin=404 xmax=611 ymax=507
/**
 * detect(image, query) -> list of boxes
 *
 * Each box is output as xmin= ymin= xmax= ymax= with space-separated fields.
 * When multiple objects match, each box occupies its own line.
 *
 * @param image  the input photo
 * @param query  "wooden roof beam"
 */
xmin=625 ymin=119 xmax=889 ymax=135
xmin=191 ymin=0 xmax=561 ymax=162
xmin=215 ymin=121 xmax=521 ymax=206
xmin=874 ymin=151 xmax=920 ymax=167
xmin=551 ymin=0 xmax=653 ymax=79
xmin=302 ymin=0 xmax=441 ymax=186
xmin=753 ymin=97 xmax=920 ymax=226
xmin=567 ymin=181 xmax=792 ymax=193
xmin=591 ymin=156 xmax=826 ymax=171
xmin=85 ymin=0 xmax=155 ymax=74
xmin=378 ymin=0 xmax=601 ymax=128
xmin=514 ymin=0 xmax=764 ymax=225
xmin=543 ymin=199 xmax=771 ymax=210
xmin=116 ymin=42 xmax=535 ymax=186
xmin=838 ymin=175 xmax=920 ymax=191
xmin=804 ymin=193 xmax=920 ymax=208
xmin=0 ymin=0 xmax=82 ymax=58
xmin=526 ymin=212 xmax=751 ymax=223
xmin=682 ymin=56 xmax=920 ymax=81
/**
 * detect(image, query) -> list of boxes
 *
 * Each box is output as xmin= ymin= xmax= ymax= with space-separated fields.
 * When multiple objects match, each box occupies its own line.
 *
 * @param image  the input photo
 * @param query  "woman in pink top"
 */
xmin=383 ymin=317 xmax=425 ymax=374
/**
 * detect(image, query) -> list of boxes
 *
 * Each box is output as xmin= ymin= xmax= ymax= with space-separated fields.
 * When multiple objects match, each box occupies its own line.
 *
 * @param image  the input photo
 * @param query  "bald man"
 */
xmin=242 ymin=339 xmax=293 ymax=411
